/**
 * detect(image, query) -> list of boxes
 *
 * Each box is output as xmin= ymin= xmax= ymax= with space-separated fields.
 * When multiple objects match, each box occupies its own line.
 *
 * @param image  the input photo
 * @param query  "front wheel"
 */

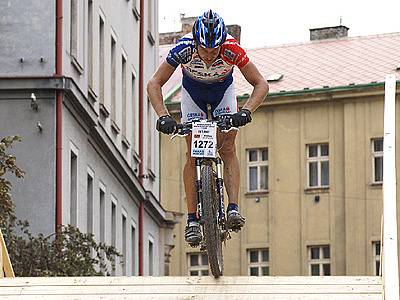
xmin=201 ymin=164 xmax=223 ymax=278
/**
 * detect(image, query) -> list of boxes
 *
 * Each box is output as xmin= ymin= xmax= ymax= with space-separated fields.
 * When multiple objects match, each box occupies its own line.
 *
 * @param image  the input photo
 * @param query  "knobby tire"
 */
xmin=201 ymin=164 xmax=223 ymax=278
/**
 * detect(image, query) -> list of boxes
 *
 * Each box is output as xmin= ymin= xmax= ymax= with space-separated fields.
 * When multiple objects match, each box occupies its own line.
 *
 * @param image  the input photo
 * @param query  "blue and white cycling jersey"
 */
xmin=166 ymin=33 xmax=250 ymax=122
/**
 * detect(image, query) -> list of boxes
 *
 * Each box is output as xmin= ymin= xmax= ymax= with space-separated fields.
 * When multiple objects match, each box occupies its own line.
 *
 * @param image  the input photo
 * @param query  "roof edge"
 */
xmin=165 ymin=80 xmax=399 ymax=110
xmin=237 ymin=81 xmax=394 ymax=101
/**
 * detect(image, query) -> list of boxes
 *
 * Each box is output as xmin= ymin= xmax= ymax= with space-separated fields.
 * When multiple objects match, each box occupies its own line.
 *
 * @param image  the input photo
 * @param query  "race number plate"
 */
xmin=191 ymin=121 xmax=217 ymax=158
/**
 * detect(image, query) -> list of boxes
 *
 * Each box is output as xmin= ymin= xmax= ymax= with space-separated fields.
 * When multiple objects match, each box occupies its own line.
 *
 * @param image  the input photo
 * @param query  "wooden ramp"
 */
xmin=0 ymin=229 xmax=14 ymax=278
xmin=0 ymin=276 xmax=382 ymax=299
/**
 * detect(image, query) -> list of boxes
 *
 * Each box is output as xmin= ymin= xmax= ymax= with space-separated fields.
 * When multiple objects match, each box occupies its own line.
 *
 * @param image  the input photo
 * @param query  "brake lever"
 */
xmin=170 ymin=125 xmax=191 ymax=139
xmin=221 ymin=127 xmax=239 ymax=133
xmin=170 ymin=132 xmax=189 ymax=139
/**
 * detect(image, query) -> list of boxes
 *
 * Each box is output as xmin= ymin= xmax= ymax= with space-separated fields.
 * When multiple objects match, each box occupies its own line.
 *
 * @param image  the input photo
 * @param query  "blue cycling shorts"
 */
xmin=180 ymin=74 xmax=238 ymax=123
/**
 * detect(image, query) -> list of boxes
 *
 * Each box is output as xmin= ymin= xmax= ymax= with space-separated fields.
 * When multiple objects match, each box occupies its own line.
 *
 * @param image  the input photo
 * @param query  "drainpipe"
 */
xmin=55 ymin=0 xmax=63 ymax=232
xmin=138 ymin=0 xmax=145 ymax=276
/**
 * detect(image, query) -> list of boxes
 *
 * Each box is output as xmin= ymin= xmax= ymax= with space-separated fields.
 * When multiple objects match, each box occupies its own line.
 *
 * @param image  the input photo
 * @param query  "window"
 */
xmin=70 ymin=0 xmax=83 ymax=71
xmin=131 ymin=72 xmax=139 ymax=155
xmin=147 ymin=102 xmax=155 ymax=176
xmin=372 ymin=138 xmax=383 ymax=183
xmin=147 ymin=0 xmax=154 ymax=43
xmin=70 ymin=145 xmax=78 ymax=227
xmin=99 ymin=183 xmax=106 ymax=244
xmin=122 ymin=55 xmax=127 ymax=137
xmin=188 ymin=253 xmax=209 ymax=276
xmin=131 ymin=224 xmax=136 ymax=275
xmin=111 ymin=36 xmax=117 ymax=122
xmin=111 ymin=198 xmax=117 ymax=275
xmin=87 ymin=169 xmax=94 ymax=234
xmin=111 ymin=200 xmax=117 ymax=248
xmin=122 ymin=214 xmax=127 ymax=275
xmin=99 ymin=17 xmax=105 ymax=104
xmin=149 ymin=238 xmax=154 ymax=275
xmin=248 ymin=249 xmax=269 ymax=276
xmin=88 ymin=0 xmax=94 ymax=88
xmin=307 ymin=144 xmax=329 ymax=188
xmin=132 ymin=0 xmax=140 ymax=20
xmin=70 ymin=0 xmax=78 ymax=58
xmin=247 ymin=149 xmax=268 ymax=192
xmin=373 ymin=241 xmax=381 ymax=276
xmin=308 ymin=245 xmax=331 ymax=276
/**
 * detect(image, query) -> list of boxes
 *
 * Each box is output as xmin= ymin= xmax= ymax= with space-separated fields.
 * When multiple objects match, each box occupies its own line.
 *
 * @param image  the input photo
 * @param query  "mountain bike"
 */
xmin=172 ymin=116 xmax=238 ymax=278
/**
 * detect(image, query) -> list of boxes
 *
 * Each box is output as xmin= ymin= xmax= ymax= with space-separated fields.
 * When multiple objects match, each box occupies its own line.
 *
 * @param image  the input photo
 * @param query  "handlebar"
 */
xmin=171 ymin=116 xmax=239 ymax=139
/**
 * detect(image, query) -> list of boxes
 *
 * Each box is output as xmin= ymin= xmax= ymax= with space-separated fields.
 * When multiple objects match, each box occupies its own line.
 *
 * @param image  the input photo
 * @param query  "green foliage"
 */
xmin=0 ymin=136 xmax=122 ymax=277
xmin=0 ymin=136 xmax=24 ymax=228
xmin=5 ymin=222 xmax=121 ymax=276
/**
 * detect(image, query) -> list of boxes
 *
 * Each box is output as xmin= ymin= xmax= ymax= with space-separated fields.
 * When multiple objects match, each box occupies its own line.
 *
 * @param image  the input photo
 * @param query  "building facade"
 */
xmin=0 ymin=0 xmax=178 ymax=276
xmin=159 ymin=25 xmax=400 ymax=276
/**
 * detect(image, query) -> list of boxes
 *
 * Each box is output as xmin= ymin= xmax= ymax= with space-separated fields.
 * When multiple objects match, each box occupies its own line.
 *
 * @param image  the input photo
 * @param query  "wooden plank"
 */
xmin=0 ymin=276 xmax=382 ymax=300
xmin=0 ymin=294 xmax=383 ymax=300
xmin=0 ymin=229 xmax=14 ymax=278
xmin=0 ymin=283 xmax=382 ymax=295
xmin=0 ymin=276 xmax=382 ymax=287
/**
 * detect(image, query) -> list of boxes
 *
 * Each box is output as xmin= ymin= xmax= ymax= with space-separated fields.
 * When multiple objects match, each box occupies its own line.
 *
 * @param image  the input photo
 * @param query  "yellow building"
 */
xmin=159 ymin=27 xmax=400 ymax=276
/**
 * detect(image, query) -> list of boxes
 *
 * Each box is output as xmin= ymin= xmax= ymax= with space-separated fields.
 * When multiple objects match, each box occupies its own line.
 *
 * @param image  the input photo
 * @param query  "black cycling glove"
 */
xmin=156 ymin=115 xmax=177 ymax=134
xmin=231 ymin=109 xmax=252 ymax=127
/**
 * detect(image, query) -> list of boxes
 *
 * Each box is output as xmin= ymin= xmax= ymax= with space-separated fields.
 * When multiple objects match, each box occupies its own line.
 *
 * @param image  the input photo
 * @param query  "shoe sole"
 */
xmin=227 ymin=220 xmax=244 ymax=231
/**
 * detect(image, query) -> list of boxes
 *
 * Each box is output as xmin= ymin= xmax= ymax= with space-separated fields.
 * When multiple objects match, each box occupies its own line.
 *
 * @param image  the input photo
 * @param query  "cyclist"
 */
xmin=147 ymin=9 xmax=269 ymax=245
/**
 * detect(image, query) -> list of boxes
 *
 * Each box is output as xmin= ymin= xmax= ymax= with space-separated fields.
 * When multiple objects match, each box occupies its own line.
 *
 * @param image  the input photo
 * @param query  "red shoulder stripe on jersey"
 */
xmin=220 ymin=38 xmax=250 ymax=68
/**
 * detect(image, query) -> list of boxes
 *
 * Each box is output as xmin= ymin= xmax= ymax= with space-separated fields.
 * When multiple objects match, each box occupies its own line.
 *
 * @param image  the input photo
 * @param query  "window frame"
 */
xmin=110 ymin=33 xmax=117 ymax=124
xmin=130 ymin=220 xmax=137 ymax=276
xmin=98 ymin=181 xmax=106 ymax=245
xmin=373 ymin=241 xmax=381 ymax=276
xmin=247 ymin=148 xmax=269 ymax=193
xmin=70 ymin=0 xmax=84 ymax=73
xmin=132 ymin=0 xmax=140 ymax=21
xmin=131 ymin=68 xmax=139 ymax=157
xmin=306 ymin=143 xmax=329 ymax=188
xmin=121 ymin=211 xmax=127 ymax=276
xmin=247 ymin=248 xmax=270 ymax=276
xmin=86 ymin=166 xmax=95 ymax=235
xmin=187 ymin=253 xmax=209 ymax=276
xmin=371 ymin=138 xmax=383 ymax=184
xmin=121 ymin=51 xmax=128 ymax=139
xmin=146 ymin=0 xmax=155 ymax=44
xmin=69 ymin=141 xmax=79 ymax=227
xmin=307 ymin=245 xmax=331 ymax=276
xmin=148 ymin=235 xmax=154 ymax=276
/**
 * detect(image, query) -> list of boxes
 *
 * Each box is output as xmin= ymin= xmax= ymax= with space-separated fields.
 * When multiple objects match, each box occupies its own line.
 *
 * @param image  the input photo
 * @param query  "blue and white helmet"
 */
xmin=192 ymin=10 xmax=227 ymax=48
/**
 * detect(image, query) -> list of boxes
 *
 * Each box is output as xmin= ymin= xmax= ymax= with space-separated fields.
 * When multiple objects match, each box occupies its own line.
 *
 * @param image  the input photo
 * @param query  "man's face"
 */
xmin=197 ymin=46 xmax=221 ymax=65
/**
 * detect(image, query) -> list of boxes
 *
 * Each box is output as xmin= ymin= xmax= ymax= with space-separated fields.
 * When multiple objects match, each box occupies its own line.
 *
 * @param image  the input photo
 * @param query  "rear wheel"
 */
xmin=201 ymin=164 xmax=223 ymax=278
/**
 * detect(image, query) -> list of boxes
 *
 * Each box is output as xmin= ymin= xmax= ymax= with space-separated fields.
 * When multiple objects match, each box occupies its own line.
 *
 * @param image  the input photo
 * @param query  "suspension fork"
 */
xmin=215 ymin=157 xmax=226 ymax=227
xmin=195 ymin=158 xmax=204 ymax=221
